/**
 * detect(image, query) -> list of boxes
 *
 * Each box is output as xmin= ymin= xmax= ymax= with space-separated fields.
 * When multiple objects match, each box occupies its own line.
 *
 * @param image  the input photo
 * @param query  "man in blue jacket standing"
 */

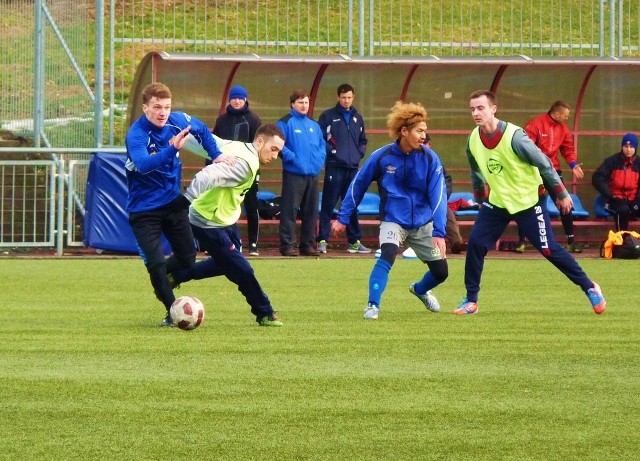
xmin=276 ymin=89 xmax=327 ymax=256
xmin=317 ymin=83 xmax=370 ymax=254
xmin=332 ymin=101 xmax=449 ymax=320
xmin=125 ymin=82 xmax=226 ymax=327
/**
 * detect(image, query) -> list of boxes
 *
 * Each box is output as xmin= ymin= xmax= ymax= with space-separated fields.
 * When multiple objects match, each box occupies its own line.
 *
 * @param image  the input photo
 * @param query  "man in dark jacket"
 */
xmin=317 ymin=83 xmax=370 ymax=254
xmin=211 ymin=85 xmax=263 ymax=255
xmin=592 ymin=132 xmax=640 ymax=231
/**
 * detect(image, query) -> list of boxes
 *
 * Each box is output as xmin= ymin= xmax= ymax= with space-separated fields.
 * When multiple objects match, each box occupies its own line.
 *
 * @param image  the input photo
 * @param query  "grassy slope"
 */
xmin=0 ymin=257 xmax=637 ymax=460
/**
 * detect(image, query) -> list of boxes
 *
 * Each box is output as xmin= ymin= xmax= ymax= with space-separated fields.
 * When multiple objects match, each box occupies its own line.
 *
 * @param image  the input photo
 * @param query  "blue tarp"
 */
xmin=83 ymin=153 xmax=170 ymax=255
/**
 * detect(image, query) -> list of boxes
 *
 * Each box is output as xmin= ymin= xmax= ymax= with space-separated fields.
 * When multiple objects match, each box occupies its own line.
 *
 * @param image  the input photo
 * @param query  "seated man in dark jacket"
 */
xmin=592 ymin=133 xmax=640 ymax=231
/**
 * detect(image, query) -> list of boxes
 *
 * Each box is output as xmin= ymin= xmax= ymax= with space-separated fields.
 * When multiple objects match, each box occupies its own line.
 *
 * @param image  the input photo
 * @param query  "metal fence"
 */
xmin=1 ymin=0 xmax=640 ymax=253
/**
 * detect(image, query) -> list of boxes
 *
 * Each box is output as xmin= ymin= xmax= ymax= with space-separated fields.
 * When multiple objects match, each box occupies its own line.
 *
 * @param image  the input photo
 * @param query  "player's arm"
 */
xmin=125 ymin=129 xmax=180 ymax=174
xmin=275 ymin=120 xmax=297 ymax=162
xmin=184 ymin=159 xmax=250 ymax=202
xmin=426 ymin=152 xmax=448 ymax=239
xmin=559 ymin=126 xmax=584 ymax=179
xmin=592 ymin=158 xmax=615 ymax=199
xmin=465 ymin=142 xmax=488 ymax=203
xmin=179 ymin=112 xmax=224 ymax=159
xmin=337 ymin=153 xmax=378 ymax=224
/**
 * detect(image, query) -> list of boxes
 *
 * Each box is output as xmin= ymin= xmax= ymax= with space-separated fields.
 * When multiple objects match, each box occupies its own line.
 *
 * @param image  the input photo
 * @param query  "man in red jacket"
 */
xmin=592 ymin=133 xmax=640 ymax=231
xmin=515 ymin=101 xmax=585 ymax=253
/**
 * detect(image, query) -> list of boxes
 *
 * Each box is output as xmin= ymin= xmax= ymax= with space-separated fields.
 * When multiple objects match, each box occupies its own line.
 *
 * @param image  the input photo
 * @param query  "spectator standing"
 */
xmin=332 ymin=101 xmax=449 ymax=320
xmin=455 ymin=90 xmax=606 ymax=316
xmin=317 ymin=83 xmax=371 ymax=254
xmin=211 ymin=85 xmax=263 ymax=255
xmin=169 ymin=124 xmax=286 ymax=327
xmin=592 ymin=133 xmax=640 ymax=231
xmin=125 ymin=82 xmax=225 ymax=327
xmin=276 ymin=89 xmax=327 ymax=256
xmin=515 ymin=100 xmax=585 ymax=253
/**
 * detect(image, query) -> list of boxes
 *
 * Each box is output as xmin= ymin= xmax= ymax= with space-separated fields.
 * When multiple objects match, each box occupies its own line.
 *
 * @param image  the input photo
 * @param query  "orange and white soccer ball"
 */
xmin=169 ymin=296 xmax=205 ymax=330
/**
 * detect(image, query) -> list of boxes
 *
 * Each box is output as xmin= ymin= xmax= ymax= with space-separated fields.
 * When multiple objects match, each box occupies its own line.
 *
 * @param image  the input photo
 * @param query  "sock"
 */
xmin=368 ymin=259 xmax=391 ymax=307
xmin=414 ymin=271 xmax=437 ymax=295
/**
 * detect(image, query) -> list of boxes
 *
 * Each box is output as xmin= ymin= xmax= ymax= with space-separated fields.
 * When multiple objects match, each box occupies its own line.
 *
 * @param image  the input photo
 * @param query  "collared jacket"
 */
xmin=338 ymin=141 xmax=448 ymax=236
xmin=125 ymin=111 xmax=222 ymax=213
xmin=212 ymin=102 xmax=262 ymax=142
xmin=276 ymin=109 xmax=326 ymax=176
xmin=317 ymin=104 xmax=367 ymax=169
xmin=592 ymin=152 xmax=640 ymax=201
xmin=524 ymin=112 xmax=577 ymax=171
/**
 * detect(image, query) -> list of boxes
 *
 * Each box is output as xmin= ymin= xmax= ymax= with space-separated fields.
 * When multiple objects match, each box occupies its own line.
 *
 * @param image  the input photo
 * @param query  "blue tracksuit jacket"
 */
xmin=338 ymin=142 xmax=448 ymax=237
xmin=125 ymin=111 xmax=221 ymax=213
xmin=276 ymin=109 xmax=326 ymax=176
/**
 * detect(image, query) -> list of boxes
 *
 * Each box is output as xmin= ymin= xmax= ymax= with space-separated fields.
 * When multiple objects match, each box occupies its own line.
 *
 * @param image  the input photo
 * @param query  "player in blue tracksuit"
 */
xmin=125 ymin=82 xmax=226 ymax=327
xmin=332 ymin=101 xmax=449 ymax=320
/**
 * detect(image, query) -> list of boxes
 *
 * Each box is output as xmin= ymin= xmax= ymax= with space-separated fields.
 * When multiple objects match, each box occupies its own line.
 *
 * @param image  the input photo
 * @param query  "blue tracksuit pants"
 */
xmin=464 ymin=196 xmax=593 ymax=302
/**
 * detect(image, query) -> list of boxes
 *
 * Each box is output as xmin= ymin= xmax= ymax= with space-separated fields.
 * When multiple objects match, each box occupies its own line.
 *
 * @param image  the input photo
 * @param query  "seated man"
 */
xmin=592 ymin=133 xmax=640 ymax=231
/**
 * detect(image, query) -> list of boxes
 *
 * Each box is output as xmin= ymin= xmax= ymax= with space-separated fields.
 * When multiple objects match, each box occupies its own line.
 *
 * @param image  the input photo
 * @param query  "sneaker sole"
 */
xmin=453 ymin=306 xmax=478 ymax=315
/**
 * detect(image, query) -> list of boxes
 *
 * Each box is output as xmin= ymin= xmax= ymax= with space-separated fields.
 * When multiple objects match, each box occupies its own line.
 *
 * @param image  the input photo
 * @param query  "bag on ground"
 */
xmin=600 ymin=230 xmax=640 ymax=259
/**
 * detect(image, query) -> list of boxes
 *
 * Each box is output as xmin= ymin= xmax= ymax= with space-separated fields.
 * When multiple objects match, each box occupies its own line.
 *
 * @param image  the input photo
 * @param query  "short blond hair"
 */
xmin=386 ymin=101 xmax=429 ymax=139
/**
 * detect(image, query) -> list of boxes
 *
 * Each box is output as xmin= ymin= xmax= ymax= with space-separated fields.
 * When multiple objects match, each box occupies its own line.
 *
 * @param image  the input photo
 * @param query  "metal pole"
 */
xmin=94 ymin=0 xmax=104 ymax=148
xmin=347 ymin=0 xmax=353 ymax=56
xmin=56 ymin=159 xmax=65 ymax=256
xmin=34 ymin=0 xmax=44 ymax=148
xmin=599 ymin=0 xmax=605 ymax=56
xmin=610 ymin=0 xmax=616 ymax=57
xmin=358 ymin=0 xmax=365 ymax=56
xmin=618 ymin=0 xmax=623 ymax=56
xmin=109 ymin=0 xmax=116 ymax=145
xmin=369 ymin=0 xmax=374 ymax=56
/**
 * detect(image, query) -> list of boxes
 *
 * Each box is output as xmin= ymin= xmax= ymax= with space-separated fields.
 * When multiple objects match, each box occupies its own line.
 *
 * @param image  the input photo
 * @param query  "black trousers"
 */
xmin=175 ymin=224 xmax=275 ymax=319
xmin=129 ymin=200 xmax=196 ymax=310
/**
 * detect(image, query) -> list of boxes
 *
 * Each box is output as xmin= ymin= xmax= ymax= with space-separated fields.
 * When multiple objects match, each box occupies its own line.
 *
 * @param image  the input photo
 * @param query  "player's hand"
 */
xmin=572 ymin=163 xmax=584 ymax=179
xmin=557 ymin=195 xmax=574 ymax=215
xmin=213 ymin=154 xmax=236 ymax=167
xmin=433 ymin=236 xmax=447 ymax=259
xmin=169 ymin=126 xmax=191 ymax=150
xmin=331 ymin=221 xmax=346 ymax=237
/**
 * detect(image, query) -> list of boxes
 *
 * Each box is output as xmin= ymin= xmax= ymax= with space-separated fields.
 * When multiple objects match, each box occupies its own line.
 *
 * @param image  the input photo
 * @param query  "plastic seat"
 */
xmin=569 ymin=193 xmax=590 ymax=218
xmin=357 ymin=192 xmax=380 ymax=216
xmin=448 ymin=191 xmax=479 ymax=217
xmin=594 ymin=194 xmax=611 ymax=218
xmin=318 ymin=192 xmax=340 ymax=216
xmin=257 ymin=190 xmax=277 ymax=201
xmin=546 ymin=195 xmax=560 ymax=217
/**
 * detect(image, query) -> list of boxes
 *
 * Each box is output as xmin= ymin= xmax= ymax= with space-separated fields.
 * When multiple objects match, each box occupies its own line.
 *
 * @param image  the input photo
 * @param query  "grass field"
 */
xmin=0 ymin=257 xmax=638 ymax=460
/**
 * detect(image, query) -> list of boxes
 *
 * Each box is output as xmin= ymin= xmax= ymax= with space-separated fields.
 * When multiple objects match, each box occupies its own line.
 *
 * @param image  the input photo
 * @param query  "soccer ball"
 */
xmin=170 ymin=296 xmax=205 ymax=330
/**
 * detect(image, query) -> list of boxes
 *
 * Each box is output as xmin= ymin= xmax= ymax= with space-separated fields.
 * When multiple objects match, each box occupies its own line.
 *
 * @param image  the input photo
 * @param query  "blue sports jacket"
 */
xmin=317 ymin=104 xmax=367 ymax=169
xmin=338 ymin=142 xmax=448 ymax=236
xmin=125 ymin=111 xmax=221 ymax=213
xmin=276 ymin=109 xmax=326 ymax=176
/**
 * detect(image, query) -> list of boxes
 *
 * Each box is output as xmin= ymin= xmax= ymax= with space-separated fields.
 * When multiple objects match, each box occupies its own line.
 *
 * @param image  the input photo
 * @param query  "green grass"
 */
xmin=0 ymin=257 xmax=637 ymax=460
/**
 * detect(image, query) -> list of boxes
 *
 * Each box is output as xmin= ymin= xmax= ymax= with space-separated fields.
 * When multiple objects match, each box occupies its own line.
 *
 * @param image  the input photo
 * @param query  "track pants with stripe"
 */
xmin=464 ymin=196 xmax=593 ymax=303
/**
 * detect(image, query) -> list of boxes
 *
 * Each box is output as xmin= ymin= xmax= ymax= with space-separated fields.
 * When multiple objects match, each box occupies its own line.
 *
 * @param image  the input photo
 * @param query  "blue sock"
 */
xmin=414 ymin=271 xmax=437 ymax=295
xmin=368 ymin=259 xmax=391 ymax=307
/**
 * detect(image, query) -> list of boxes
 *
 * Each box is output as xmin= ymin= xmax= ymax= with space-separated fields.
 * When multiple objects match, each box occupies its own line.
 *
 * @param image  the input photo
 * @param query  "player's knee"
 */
xmin=380 ymin=243 xmax=397 ymax=265
xmin=428 ymin=259 xmax=448 ymax=283
xmin=146 ymin=262 xmax=168 ymax=286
